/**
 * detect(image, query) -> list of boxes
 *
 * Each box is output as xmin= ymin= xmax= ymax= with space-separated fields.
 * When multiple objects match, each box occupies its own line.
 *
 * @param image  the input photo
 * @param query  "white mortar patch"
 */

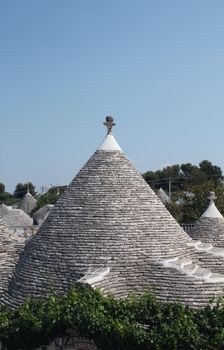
xmin=79 ymin=267 xmax=110 ymax=285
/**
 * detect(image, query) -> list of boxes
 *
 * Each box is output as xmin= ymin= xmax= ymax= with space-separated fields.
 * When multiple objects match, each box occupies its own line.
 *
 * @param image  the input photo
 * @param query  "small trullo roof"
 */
xmin=0 ymin=202 xmax=33 ymax=229
xmin=157 ymin=188 xmax=171 ymax=204
xmin=18 ymin=189 xmax=37 ymax=214
xmin=2 ymin=208 xmax=33 ymax=229
xmin=33 ymin=204 xmax=54 ymax=226
xmin=189 ymin=191 xmax=224 ymax=247
xmin=4 ymin=118 xmax=224 ymax=308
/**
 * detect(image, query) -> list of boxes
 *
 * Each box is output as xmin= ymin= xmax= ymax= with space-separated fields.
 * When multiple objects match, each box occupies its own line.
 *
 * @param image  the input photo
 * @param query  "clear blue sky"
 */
xmin=1 ymin=0 xmax=224 ymax=193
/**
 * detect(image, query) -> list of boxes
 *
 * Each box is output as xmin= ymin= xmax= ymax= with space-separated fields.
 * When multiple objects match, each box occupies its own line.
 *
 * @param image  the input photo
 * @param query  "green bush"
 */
xmin=0 ymin=285 xmax=224 ymax=350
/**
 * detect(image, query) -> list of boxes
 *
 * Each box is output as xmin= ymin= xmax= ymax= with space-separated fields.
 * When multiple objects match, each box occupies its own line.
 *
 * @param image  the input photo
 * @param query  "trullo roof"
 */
xmin=2 ymin=208 xmax=33 ymax=229
xmin=0 ymin=203 xmax=9 ymax=216
xmin=189 ymin=191 xmax=224 ymax=247
xmin=33 ymin=204 xmax=54 ymax=226
xmin=157 ymin=188 xmax=171 ymax=204
xmin=18 ymin=189 xmax=37 ymax=214
xmin=4 ymin=118 xmax=224 ymax=308
xmin=0 ymin=219 xmax=26 ymax=302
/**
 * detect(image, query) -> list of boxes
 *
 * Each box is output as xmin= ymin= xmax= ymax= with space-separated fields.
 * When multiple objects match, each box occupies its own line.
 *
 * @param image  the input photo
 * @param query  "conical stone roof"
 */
xmin=0 ymin=219 xmax=26 ymax=302
xmin=18 ymin=189 xmax=37 ymax=214
xmin=33 ymin=204 xmax=54 ymax=226
xmin=0 ymin=203 xmax=9 ymax=217
xmin=5 ymin=118 xmax=224 ymax=308
xmin=157 ymin=188 xmax=171 ymax=204
xmin=189 ymin=192 xmax=224 ymax=247
xmin=2 ymin=208 xmax=33 ymax=229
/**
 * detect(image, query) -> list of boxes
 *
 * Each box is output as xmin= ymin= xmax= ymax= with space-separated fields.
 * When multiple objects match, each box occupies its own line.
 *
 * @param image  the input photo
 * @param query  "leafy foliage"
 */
xmin=142 ymin=160 xmax=223 ymax=192
xmin=143 ymin=164 xmax=183 ymax=192
xmin=14 ymin=182 xmax=36 ymax=198
xmin=0 ymin=183 xmax=5 ymax=194
xmin=143 ymin=160 xmax=224 ymax=223
xmin=0 ymin=182 xmax=18 ymax=205
xmin=1 ymin=286 xmax=224 ymax=349
xmin=31 ymin=187 xmax=65 ymax=214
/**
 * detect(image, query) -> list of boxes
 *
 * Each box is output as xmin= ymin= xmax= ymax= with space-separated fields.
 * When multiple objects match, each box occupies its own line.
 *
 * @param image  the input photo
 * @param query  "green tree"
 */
xmin=142 ymin=170 xmax=163 ymax=189
xmin=143 ymin=160 xmax=224 ymax=223
xmin=199 ymin=160 xmax=223 ymax=184
xmin=143 ymin=165 xmax=183 ymax=192
xmin=32 ymin=192 xmax=59 ymax=213
xmin=180 ymin=163 xmax=196 ymax=176
xmin=14 ymin=182 xmax=36 ymax=198
xmin=162 ymin=164 xmax=180 ymax=179
xmin=184 ymin=168 xmax=207 ymax=187
xmin=0 ymin=182 xmax=17 ymax=205
xmin=165 ymin=202 xmax=183 ymax=223
xmin=31 ymin=187 xmax=65 ymax=214
xmin=1 ymin=286 xmax=224 ymax=350
xmin=170 ymin=182 xmax=224 ymax=223
xmin=0 ymin=182 xmax=5 ymax=194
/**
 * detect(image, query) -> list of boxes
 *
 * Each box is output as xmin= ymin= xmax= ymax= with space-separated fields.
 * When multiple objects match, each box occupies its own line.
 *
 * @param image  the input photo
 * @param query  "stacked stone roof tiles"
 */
xmin=33 ymin=204 xmax=54 ymax=226
xmin=0 ymin=219 xmax=26 ymax=302
xmin=4 ymin=118 xmax=224 ymax=308
xmin=0 ymin=203 xmax=9 ymax=216
xmin=0 ymin=202 xmax=33 ymax=230
xmin=1 ymin=208 xmax=33 ymax=229
xmin=18 ymin=189 xmax=37 ymax=214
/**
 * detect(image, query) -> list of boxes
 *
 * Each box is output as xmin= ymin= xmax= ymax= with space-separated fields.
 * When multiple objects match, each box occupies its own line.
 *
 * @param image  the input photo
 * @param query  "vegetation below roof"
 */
xmin=1 ymin=284 xmax=224 ymax=350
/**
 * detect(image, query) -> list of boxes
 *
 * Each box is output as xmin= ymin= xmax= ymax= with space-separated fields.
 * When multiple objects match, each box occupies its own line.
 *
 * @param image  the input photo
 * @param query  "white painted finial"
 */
xmin=103 ymin=116 xmax=116 ymax=134
xmin=208 ymin=191 xmax=216 ymax=202
xmin=201 ymin=191 xmax=223 ymax=219
xmin=98 ymin=116 xmax=122 ymax=152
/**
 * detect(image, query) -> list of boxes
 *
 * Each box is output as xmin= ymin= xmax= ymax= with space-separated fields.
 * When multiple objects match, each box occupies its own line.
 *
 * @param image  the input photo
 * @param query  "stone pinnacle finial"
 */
xmin=103 ymin=116 xmax=116 ymax=134
xmin=208 ymin=191 xmax=217 ymax=202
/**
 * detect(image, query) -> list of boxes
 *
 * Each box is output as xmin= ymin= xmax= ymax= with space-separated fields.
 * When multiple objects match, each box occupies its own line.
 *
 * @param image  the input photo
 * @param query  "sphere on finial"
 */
xmin=103 ymin=116 xmax=116 ymax=134
xmin=208 ymin=191 xmax=217 ymax=202
xmin=106 ymin=116 xmax=114 ymax=123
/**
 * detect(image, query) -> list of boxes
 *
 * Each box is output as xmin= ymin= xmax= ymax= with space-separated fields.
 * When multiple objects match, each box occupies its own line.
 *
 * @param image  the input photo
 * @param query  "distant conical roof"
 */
xmin=0 ymin=203 xmax=9 ymax=216
xmin=189 ymin=192 xmax=224 ymax=247
xmin=2 ymin=208 xmax=33 ymax=229
xmin=18 ymin=189 xmax=37 ymax=214
xmin=201 ymin=192 xmax=223 ymax=219
xmin=5 ymin=118 xmax=224 ymax=308
xmin=0 ymin=203 xmax=33 ymax=229
xmin=157 ymin=188 xmax=171 ymax=204
xmin=33 ymin=204 xmax=54 ymax=226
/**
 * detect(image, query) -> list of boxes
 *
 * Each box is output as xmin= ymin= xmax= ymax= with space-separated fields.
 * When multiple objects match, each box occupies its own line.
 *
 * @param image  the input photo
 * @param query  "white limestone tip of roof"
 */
xmin=201 ymin=192 xmax=223 ymax=219
xmin=97 ymin=116 xmax=123 ymax=152
xmin=202 ymin=202 xmax=223 ymax=219
xmin=98 ymin=134 xmax=123 ymax=152
xmin=25 ymin=191 xmax=32 ymax=197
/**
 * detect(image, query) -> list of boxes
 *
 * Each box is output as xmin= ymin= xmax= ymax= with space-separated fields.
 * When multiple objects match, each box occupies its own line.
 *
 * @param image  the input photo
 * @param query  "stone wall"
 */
xmin=1 ymin=336 xmax=98 ymax=350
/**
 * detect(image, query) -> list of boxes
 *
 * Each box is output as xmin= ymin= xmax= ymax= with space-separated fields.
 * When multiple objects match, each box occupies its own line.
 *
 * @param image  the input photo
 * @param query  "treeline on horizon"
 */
xmin=1 ymin=160 xmax=224 ymax=223
xmin=142 ymin=160 xmax=224 ymax=223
